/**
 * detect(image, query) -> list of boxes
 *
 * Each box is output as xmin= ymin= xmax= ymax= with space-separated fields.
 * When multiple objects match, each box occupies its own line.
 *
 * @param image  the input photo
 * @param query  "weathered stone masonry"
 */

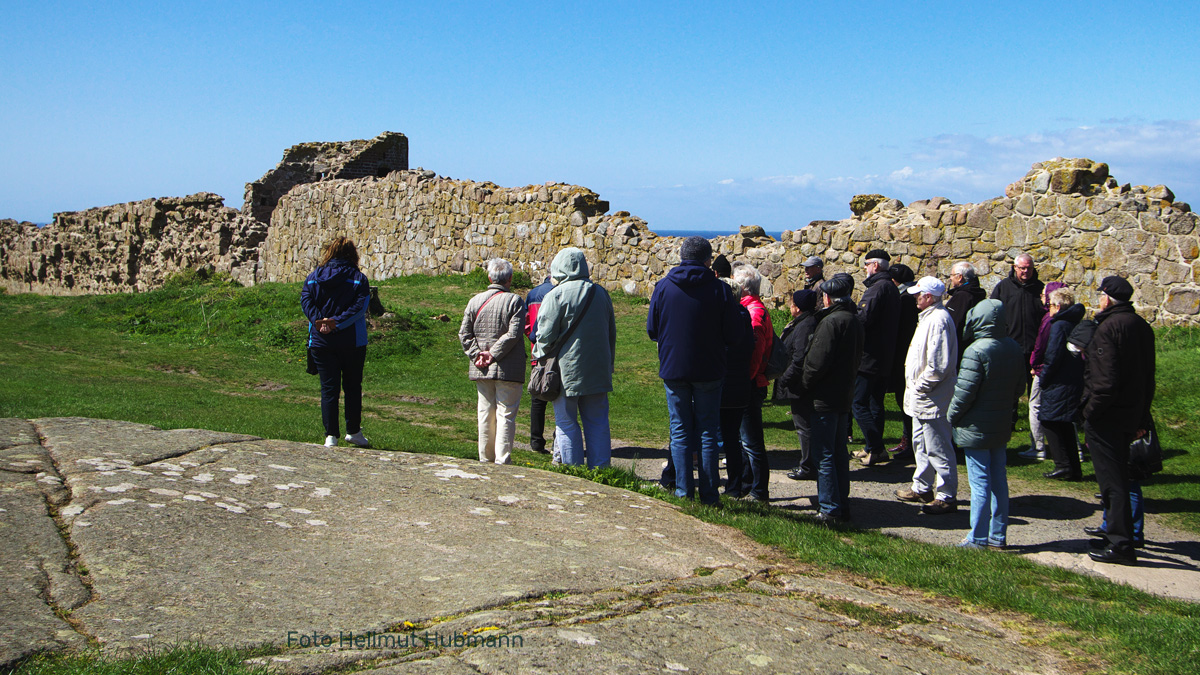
xmin=2 ymin=133 xmax=1197 ymax=325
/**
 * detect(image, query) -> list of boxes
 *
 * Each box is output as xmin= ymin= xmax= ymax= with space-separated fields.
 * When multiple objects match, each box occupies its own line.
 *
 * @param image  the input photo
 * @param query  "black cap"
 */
xmin=712 ymin=253 xmax=732 ymax=278
xmin=680 ymin=236 xmax=712 ymax=262
xmin=792 ymin=289 xmax=818 ymax=313
xmin=865 ymin=249 xmax=891 ymax=262
xmin=820 ymin=273 xmax=854 ymax=299
xmin=889 ymin=263 xmax=914 ymax=284
xmin=1099 ymin=276 xmax=1134 ymax=302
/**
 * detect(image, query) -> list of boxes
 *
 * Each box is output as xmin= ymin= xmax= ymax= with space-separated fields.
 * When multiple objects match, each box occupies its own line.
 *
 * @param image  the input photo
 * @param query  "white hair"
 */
xmin=952 ymin=261 xmax=977 ymax=282
xmin=866 ymin=257 xmax=890 ymax=271
xmin=723 ymin=276 xmax=745 ymax=298
xmin=486 ymin=258 xmax=513 ymax=285
xmin=731 ymin=262 xmax=762 ymax=297
xmin=1014 ymin=252 xmax=1034 ymax=266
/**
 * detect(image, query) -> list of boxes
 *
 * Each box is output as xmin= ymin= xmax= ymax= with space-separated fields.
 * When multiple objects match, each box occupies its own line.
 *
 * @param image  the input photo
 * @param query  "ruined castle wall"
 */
xmin=264 ymin=159 xmax=1200 ymax=325
xmin=0 ymin=194 xmax=266 ymax=295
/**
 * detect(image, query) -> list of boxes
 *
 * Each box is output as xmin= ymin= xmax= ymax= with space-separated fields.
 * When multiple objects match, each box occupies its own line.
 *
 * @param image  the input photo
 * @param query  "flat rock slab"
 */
xmin=11 ymin=418 xmax=761 ymax=654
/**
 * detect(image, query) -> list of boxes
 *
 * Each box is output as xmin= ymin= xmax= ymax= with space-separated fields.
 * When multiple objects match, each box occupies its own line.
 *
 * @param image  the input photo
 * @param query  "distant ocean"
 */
xmin=654 ymin=229 xmax=788 ymax=240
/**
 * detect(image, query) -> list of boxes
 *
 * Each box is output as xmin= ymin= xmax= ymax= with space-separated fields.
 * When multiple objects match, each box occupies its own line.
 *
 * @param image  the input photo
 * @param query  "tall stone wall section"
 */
xmin=0 ymin=194 xmax=266 ymax=295
xmin=262 ymin=158 xmax=1200 ymax=325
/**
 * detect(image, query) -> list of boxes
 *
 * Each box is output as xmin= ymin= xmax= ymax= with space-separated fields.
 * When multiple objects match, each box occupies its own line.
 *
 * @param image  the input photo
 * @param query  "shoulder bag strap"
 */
xmin=546 ymin=284 xmax=596 ymax=359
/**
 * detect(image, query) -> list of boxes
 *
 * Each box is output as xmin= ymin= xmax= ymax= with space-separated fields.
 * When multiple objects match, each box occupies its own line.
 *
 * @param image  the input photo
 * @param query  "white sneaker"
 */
xmin=324 ymin=435 xmax=337 ymax=447
xmin=345 ymin=431 xmax=370 ymax=448
xmin=1018 ymin=446 xmax=1046 ymax=460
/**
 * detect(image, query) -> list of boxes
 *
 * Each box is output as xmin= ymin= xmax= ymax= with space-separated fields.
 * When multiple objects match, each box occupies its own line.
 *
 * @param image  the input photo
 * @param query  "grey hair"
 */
xmin=951 ymin=261 xmax=977 ymax=282
xmin=1014 ymin=252 xmax=1034 ymax=266
xmin=723 ymin=276 xmax=745 ymax=298
xmin=486 ymin=258 xmax=513 ymax=285
xmin=1049 ymin=287 xmax=1075 ymax=307
xmin=731 ymin=262 xmax=762 ymax=297
xmin=866 ymin=257 xmax=890 ymax=271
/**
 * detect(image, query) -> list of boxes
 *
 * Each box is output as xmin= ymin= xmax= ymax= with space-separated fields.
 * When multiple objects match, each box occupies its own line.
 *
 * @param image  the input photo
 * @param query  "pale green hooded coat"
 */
xmin=948 ymin=299 xmax=1026 ymax=449
xmin=533 ymin=248 xmax=617 ymax=397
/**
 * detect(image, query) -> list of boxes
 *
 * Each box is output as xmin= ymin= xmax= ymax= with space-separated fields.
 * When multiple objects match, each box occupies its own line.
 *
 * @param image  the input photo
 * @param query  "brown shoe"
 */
xmin=921 ymin=498 xmax=958 ymax=515
xmin=895 ymin=487 xmax=934 ymax=503
xmin=859 ymin=450 xmax=888 ymax=466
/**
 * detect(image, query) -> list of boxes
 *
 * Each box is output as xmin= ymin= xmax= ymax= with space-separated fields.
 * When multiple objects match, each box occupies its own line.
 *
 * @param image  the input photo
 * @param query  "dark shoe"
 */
xmin=1083 ymin=526 xmax=1107 ymax=538
xmin=1043 ymin=468 xmax=1081 ymax=481
xmin=786 ymin=467 xmax=814 ymax=481
xmin=1089 ymin=547 xmax=1137 ymax=566
xmin=812 ymin=511 xmax=847 ymax=525
xmin=859 ymin=450 xmax=888 ymax=466
xmin=895 ymin=487 xmax=934 ymax=503
xmin=921 ymin=498 xmax=957 ymax=515
xmin=890 ymin=448 xmax=915 ymax=463
xmin=722 ymin=489 xmax=743 ymax=499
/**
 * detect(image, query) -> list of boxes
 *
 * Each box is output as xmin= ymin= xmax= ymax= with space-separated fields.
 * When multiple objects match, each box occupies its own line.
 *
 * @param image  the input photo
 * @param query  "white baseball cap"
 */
xmin=908 ymin=276 xmax=946 ymax=296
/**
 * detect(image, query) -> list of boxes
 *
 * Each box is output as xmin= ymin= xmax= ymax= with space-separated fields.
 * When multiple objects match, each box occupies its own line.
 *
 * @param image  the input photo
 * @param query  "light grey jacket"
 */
xmin=903 ymin=301 xmax=958 ymax=420
xmin=533 ymin=248 xmax=616 ymax=397
xmin=460 ymin=284 xmax=527 ymax=382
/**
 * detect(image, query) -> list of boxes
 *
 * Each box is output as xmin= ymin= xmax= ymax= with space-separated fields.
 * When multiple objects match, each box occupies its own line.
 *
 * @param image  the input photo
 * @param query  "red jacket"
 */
xmin=741 ymin=294 xmax=773 ymax=388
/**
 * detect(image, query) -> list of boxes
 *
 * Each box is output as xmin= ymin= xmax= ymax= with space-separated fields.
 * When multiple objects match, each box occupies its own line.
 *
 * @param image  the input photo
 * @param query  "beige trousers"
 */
xmin=476 ymin=379 xmax=523 ymax=464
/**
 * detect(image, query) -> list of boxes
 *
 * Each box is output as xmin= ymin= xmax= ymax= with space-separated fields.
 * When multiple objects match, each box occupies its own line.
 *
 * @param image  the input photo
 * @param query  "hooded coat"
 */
xmin=990 ymin=269 xmax=1046 ymax=355
xmin=947 ymin=300 xmax=1026 ymax=449
xmin=1037 ymin=303 xmax=1086 ymax=422
xmin=646 ymin=259 xmax=746 ymax=382
xmin=533 ymin=248 xmax=617 ymax=398
xmin=300 ymin=259 xmax=370 ymax=350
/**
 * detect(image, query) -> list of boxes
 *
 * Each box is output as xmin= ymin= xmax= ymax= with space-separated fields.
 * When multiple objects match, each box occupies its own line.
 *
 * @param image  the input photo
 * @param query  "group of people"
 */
xmin=302 ymin=234 xmax=1156 ymax=568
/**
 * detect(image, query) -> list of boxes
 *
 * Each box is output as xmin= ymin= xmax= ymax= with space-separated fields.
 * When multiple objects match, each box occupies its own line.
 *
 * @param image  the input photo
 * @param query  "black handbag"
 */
xmin=1128 ymin=419 xmax=1163 ymax=478
xmin=528 ymin=285 xmax=595 ymax=402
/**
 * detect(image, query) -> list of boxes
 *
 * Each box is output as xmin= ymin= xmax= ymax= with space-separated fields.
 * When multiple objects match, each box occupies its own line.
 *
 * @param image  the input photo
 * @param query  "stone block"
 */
xmin=1015 ymin=194 xmax=1035 ymax=216
xmin=1102 ymin=210 xmax=1140 ymax=231
xmin=1165 ymin=288 xmax=1200 ymax=315
xmin=1032 ymin=171 xmax=1051 ymax=193
xmin=1087 ymin=198 xmax=1118 ymax=215
xmin=921 ymin=226 xmax=941 ymax=245
xmin=966 ymin=206 xmax=996 ymax=231
xmin=1147 ymin=185 xmax=1175 ymax=201
xmin=1034 ymin=196 xmax=1057 ymax=217
xmin=1166 ymin=211 xmax=1198 ymax=235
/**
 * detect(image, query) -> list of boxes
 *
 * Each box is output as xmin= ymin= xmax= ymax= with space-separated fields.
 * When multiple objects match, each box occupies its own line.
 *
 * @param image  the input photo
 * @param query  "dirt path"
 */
xmin=608 ymin=440 xmax=1200 ymax=603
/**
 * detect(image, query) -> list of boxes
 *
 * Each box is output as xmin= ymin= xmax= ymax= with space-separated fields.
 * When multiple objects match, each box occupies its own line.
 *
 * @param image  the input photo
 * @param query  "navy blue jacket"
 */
xmin=721 ymin=302 xmax=756 ymax=409
xmin=647 ymin=261 xmax=747 ymax=382
xmin=1038 ymin=303 xmax=1085 ymax=423
xmin=300 ymin=259 xmax=370 ymax=350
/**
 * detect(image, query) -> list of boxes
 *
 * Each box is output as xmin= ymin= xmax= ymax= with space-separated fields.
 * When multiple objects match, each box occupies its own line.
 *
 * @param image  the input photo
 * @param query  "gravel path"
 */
xmin=607 ymin=439 xmax=1200 ymax=603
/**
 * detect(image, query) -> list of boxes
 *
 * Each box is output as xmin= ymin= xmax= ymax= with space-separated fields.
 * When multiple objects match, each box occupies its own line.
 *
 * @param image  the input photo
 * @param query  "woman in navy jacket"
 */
xmin=300 ymin=237 xmax=372 ymax=448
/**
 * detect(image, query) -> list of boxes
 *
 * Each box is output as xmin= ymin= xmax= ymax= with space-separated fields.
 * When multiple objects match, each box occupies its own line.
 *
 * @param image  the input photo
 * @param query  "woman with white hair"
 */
xmin=731 ymin=261 xmax=773 ymax=502
xmin=460 ymin=258 xmax=527 ymax=464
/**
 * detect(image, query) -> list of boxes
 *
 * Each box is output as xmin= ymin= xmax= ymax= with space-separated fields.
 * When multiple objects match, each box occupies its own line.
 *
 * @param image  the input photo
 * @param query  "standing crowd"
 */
xmin=302 ymin=234 xmax=1157 ymax=567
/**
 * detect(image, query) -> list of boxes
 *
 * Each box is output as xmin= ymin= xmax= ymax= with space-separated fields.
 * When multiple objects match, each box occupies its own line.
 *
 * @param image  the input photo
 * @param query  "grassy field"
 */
xmin=1 ymin=271 xmax=1198 ymax=675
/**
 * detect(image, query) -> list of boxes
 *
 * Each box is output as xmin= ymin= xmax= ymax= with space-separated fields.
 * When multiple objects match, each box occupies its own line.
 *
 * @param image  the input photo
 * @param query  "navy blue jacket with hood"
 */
xmin=1037 ymin=303 xmax=1086 ymax=423
xmin=300 ymin=259 xmax=371 ymax=350
xmin=647 ymin=260 xmax=748 ymax=382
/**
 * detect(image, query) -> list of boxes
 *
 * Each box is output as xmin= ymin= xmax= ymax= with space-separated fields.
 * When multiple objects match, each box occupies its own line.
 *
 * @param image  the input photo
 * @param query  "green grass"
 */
xmin=1 ymin=272 xmax=1198 ymax=674
xmin=4 ymin=644 xmax=274 ymax=675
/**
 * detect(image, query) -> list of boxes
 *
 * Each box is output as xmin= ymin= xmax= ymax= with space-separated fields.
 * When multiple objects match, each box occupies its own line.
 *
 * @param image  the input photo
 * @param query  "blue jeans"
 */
xmin=663 ymin=379 xmax=723 ymax=504
xmin=739 ymin=386 xmax=769 ymax=500
xmin=553 ymin=393 xmax=611 ymax=468
xmin=964 ymin=448 xmax=1008 ymax=546
xmin=852 ymin=373 xmax=887 ymax=454
xmin=1101 ymin=481 xmax=1145 ymax=543
xmin=810 ymin=411 xmax=851 ymax=518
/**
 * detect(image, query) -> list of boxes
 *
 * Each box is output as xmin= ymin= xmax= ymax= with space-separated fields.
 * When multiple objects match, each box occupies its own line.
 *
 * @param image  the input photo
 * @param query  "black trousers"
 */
xmin=530 ymin=396 xmax=548 ymax=452
xmin=312 ymin=346 xmax=366 ymax=438
xmin=1042 ymin=419 xmax=1080 ymax=474
xmin=789 ymin=398 xmax=814 ymax=471
xmin=852 ymin=373 xmax=888 ymax=454
xmin=1085 ymin=419 xmax=1135 ymax=553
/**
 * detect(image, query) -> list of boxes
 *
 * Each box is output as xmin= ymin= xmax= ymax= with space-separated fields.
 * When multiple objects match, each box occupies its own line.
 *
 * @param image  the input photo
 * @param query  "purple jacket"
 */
xmin=1029 ymin=281 xmax=1067 ymax=373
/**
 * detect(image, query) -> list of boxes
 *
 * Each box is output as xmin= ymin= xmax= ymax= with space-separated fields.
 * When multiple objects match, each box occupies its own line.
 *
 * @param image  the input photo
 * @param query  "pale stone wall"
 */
xmin=0 ymin=194 xmax=266 ymax=294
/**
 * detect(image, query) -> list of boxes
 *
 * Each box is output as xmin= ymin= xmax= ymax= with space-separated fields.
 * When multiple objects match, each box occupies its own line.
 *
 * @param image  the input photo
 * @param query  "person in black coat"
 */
xmin=720 ymin=289 xmax=756 ymax=498
xmin=854 ymin=249 xmax=900 ymax=465
xmin=989 ymin=253 xmax=1046 ymax=382
xmin=887 ymin=264 xmax=919 ymax=461
xmin=1081 ymin=276 xmax=1155 ymax=565
xmin=779 ymin=289 xmax=820 ymax=480
xmin=1037 ymin=290 xmax=1086 ymax=481
xmin=945 ymin=261 xmax=987 ymax=363
xmin=803 ymin=274 xmax=865 ymax=523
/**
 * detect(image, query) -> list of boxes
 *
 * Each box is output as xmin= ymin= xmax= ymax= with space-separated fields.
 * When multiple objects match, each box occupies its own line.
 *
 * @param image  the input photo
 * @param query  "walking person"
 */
xmin=854 ymin=250 xmax=900 ymax=466
xmin=802 ymin=274 xmax=863 ymax=523
xmin=781 ymin=289 xmax=820 ymax=481
xmin=948 ymin=300 xmax=1025 ymax=549
xmin=897 ymin=276 xmax=959 ymax=514
xmin=301 ymin=236 xmax=372 ymax=449
xmin=524 ymin=271 xmax=556 ymax=455
xmin=1081 ymin=276 xmax=1155 ymax=565
xmin=1038 ymin=287 xmax=1085 ymax=481
xmin=460 ymin=258 xmax=527 ymax=465
xmin=534 ymin=248 xmax=617 ymax=468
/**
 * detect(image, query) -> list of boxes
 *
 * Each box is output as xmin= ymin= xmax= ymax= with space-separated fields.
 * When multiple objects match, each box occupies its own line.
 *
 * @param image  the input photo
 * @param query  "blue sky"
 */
xmin=3 ymin=1 xmax=1198 ymax=231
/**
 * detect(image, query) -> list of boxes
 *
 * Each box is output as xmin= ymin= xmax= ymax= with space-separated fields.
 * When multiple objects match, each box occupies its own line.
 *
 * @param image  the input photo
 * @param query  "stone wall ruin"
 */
xmin=2 ymin=132 xmax=1197 ymax=325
